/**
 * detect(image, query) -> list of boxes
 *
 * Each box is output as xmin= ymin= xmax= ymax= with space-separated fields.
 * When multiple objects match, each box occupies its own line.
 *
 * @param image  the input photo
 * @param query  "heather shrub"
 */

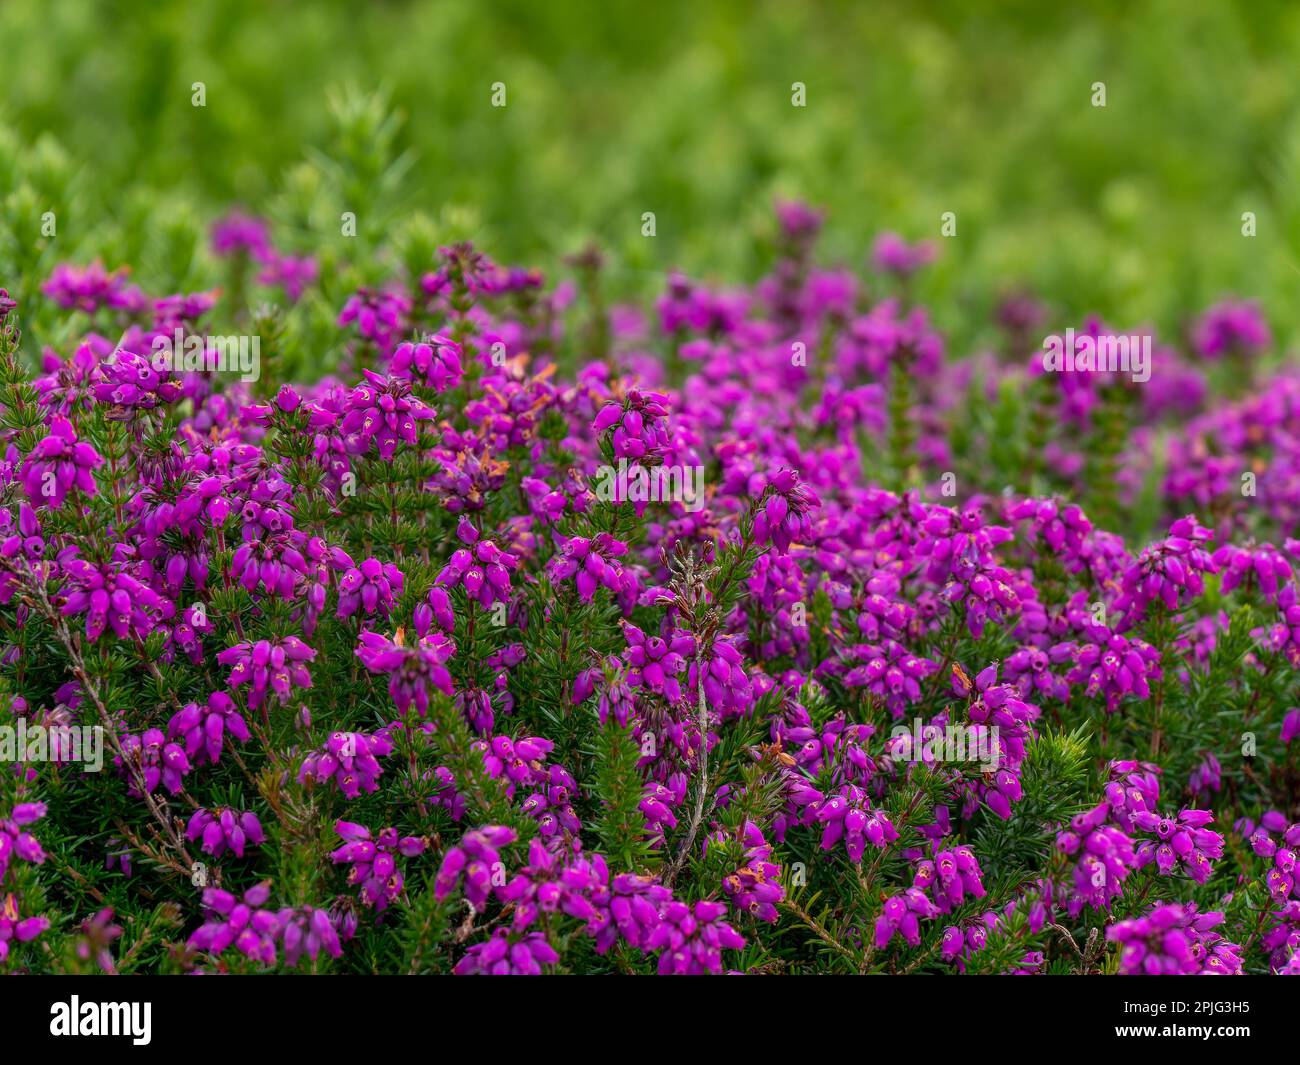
xmin=1 ymin=190 xmax=1299 ymax=977
xmin=2 ymin=4 xmax=1300 ymax=980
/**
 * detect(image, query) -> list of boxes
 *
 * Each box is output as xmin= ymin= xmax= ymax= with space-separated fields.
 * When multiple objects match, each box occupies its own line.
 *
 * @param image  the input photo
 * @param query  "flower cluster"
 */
xmin=435 ymin=518 xmax=517 ymax=610
xmin=20 ymin=416 xmax=101 ymax=509
xmin=356 ymin=629 xmax=456 ymax=715
xmin=331 ymin=821 xmax=427 ymax=911
xmin=435 ymin=825 xmax=516 ymax=912
xmin=298 ymin=730 xmax=394 ymax=798
xmin=188 ymin=882 xmax=343 ymax=969
xmin=1108 ymin=903 xmax=1243 ymax=975
xmin=714 ymin=821 xmax=784 ymax=922
xmin=8 ymin=201 xmax=1300 ymax=980
xmin=217 ymin=636 xmax=316 ymax=710
xmin=167 ymin=692 xmax=252 ymax=766
xmin=186 ymin=807 xmax=266 ymax=858
xmin=548 ymin=532 xmax=634 ymax=603
xmin=115 ymin=729 xmax=192 ymax=796
xmin=333 ymin=553 xmax=404 ymax=620
xmin=391 ymin=336 xmax=464 ymax=393
xmin=593 ymin=390 xmax=671 ymax=461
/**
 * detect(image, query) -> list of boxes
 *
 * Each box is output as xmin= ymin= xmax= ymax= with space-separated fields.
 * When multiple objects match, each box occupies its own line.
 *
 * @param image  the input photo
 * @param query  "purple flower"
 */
xmin=74 ymin=908 xmax=123 ymax=973
xmin=841 ymin=638 xmax=938 ymax=717
xmin=279 ymin=906 xmax=344 ymax=968
xmin=257 ymin=253 xmax=318 ymax=302
xmin=1006 ymin=497 xmax=1093 ymax=558
xmin=338 ymin=288 xmax=410 ymax=355
xmin=775 ymin=200 xmax=824 ymax=241
xmin=476 ymin=736 xmax=580 ymax=839
xmin=217 ymin=636 xmax=316 ymax=710
xmin=1114 ymin=515 xmax=1217 ymax=629
xmin=390 ymin=336 xmax=464 ymax=393
xmin=1188 ymin=753 xmax=1222 ymax=800
xmin=435 ymin=826 xmax=517 ymax=912
xmin=871 ymin=232 xmax=936 ymax=277
xmin=496 ymin=839 xmax=605 ymax=932
xmin=714 ymin=821 xmax=784 ymax=922
xmin=0 ymin=908 xmax=50 ymax=966
xmin=42 ymin=261 xmax=130 ymax=314
xmin=93 ymin=348 xmax=183 ymax=410
xmin=1056 ymin=804 xmax=1138 ymax=915
xmin=1131 ymin=807 xmax=1225 ymax=885
xmin=592 ymin=390 xmax=672 ymax=461
xmin=1213 ymin=542 xmax=1291 ymax=603
xmin=331 ymin=820 xmax=427 ymax=912
xmin=229 ymin=532 xmax=311 ymax=601
xmin=167 ymin=692 xmax=252 ymax=765
xmin=59 ymin=555 xmax=162 ymax=641
xmin=152 ymin=290 xmax=218 ymax=325
xmin=453 ymin=930 xmax=559 ymax=975
xmin=622 ymin=623 xmax=693 ymax=704
xmin=915 ymin=845 xmax=987 ymax=910
xmin=1193 ymin=300 xmax=1270 ymax=360
xmin=186 ymin=807 xmax=265 ymax=858
xmin=813 ymin=784 xmax=899 ymax=862
xmin=772 ymin=704 xmax=876 ymax=783
xmin=336 ymin=369 xmax=433 ymax=459
xmin=115 ymin=728 xmax=191 ymax=796
xmin=435 ymin=518 xmax=517 ymax=610
xmin=752 ymin=468 xmax=820 ymax=553
xmin=547 ymin=532 xmax=633 ymax=603
xmin=874 ymin=889 xmax=940 ymax=949
xmin=356 ymin=629 xmax=456 ymax=715
xmin=298 ymin=730 xmax=394 ymax=798
xmin=189 ymin=882 xmax=343 ymax=969
xmin=1056 ymin=630 xmax=1162 ymax=713
xmin=210 ymin=211 xmax=272 ymax=259
xmin=332 ymin=551 xmax=404 ymax=620
xmin=1108 ymin=903 xmax=1242 ymax=975
xmin=640 ymin=776 xmax=686 ymax=846
xmin=21 ymin=416 xmax=102 ymax=509
xmin=647 ymin=899 xmax=746 ymax=974
xmin=414 ymin=585 xmax=456 ymax=636
xmin=0 ymin=802 xmax=48 ymax=882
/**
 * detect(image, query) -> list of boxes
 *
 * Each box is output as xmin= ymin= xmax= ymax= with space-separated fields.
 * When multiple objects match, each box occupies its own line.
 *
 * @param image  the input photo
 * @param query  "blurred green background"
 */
xmin=3 ymin=0 xmax=1300 ymax=353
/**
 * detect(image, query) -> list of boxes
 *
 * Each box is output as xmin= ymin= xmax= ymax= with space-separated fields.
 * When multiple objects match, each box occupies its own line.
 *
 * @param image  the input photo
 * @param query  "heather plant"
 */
xmin=2 ymin=179 xmax=1299 ymax=979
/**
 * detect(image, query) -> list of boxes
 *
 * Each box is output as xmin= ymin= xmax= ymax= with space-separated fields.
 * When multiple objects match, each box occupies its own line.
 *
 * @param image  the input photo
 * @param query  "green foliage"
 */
xmin=4 ymin=0 xmax=1300 ymax=353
